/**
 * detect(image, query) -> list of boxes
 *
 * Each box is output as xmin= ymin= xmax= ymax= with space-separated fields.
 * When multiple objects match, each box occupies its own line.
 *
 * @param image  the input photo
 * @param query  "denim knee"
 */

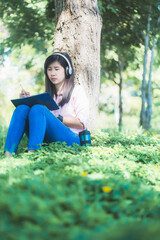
xmin=29 ymin=104 xmax=46 ymax=112
xmin=14 ymin=105 xmax=30 ymax=118
xmin=29 ymin=104 xmax=46 ymax=117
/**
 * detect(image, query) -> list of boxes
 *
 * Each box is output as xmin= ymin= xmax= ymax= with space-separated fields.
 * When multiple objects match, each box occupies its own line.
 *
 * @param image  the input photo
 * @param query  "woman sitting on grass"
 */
xmin=4 ymin=52 xmax=89 ymax=157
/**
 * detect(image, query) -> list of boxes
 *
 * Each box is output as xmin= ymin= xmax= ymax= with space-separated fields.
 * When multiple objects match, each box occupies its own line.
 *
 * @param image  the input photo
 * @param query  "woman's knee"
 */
xmin=14 ymin=105 xmax=30 ymax=117
xmin=29 ymin=104 xmax=46 ymax=116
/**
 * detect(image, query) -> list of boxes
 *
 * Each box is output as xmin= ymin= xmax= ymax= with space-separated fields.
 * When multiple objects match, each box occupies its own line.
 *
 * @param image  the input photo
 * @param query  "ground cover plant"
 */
xmin=1 ymin=127 xmax=160 ymax=239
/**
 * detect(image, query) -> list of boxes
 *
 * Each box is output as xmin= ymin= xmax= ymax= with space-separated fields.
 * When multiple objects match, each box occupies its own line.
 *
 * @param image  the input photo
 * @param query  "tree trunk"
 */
xmin=140 ymin=5 xmax=151 ymax=128
xmin=118 ymin=57 xmax=123 ymax=130
xmin=53 ymin=0 xmax=102 ymax=129
xmin=118 ymin=74 xmax=123 ymax=130
xmin=145 ymin=35 xmax=156 ymax=129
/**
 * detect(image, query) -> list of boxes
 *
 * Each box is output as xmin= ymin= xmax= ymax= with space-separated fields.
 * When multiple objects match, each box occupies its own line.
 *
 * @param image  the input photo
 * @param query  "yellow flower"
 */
xmin=132 ymin=133 xmax=135 ymax=135
xmin=156 ymin=166 xmax=159 ymax=169
xmin=102 ymin=186 xmax=112 ymax=193
xmin=80 ymin=172 xmax=88 ymax=176
xmin=144 ymin=132 xmax=147 ymax=135
xmin=153 ymin=133 xmax=156 ymax=136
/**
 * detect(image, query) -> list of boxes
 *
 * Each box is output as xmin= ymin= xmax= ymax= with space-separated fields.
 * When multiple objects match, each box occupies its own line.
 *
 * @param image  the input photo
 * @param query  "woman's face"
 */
xmin=47 ymin=61 xmax=65 ymax=88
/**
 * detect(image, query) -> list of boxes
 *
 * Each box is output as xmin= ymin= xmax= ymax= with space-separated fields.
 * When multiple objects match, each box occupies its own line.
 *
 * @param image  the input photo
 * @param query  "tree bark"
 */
xmin=145 ymin=35 xmax=155 ymax=129
xmin=140 ymin=5 xmax=151 ymax=128
xmin=118 ymin=56 xmax=124 ymax=130
xmin=53 ymin=0 xmax=102 ymax=129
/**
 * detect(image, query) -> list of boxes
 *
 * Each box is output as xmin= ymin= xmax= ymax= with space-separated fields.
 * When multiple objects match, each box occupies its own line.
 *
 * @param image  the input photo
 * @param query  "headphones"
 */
xmin=53 ymin=52 xmax=73 ymax=78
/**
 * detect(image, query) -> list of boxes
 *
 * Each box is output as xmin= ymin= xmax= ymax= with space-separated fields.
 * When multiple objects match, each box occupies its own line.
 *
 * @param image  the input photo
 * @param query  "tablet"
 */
xmin=11 ymin=92 xmax=59 ymax=111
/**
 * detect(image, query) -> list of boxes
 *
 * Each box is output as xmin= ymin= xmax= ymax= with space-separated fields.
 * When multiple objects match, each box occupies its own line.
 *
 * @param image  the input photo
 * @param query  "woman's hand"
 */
xmin=19 ymin=89 xmax=30 ymax=98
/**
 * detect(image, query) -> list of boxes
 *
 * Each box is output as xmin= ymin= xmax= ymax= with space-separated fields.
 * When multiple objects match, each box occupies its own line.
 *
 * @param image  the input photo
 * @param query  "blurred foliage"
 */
xmin=0 ymin=0 xmax=55 ymax=57
xmin=99 ymin=83 xmax=141 ymax=116
xmin=1 ymin=129 xmax=160 ymax=239
xmin=0 ymin=0 xmax=56 ymax=126
xmin=97 ymin=0 xmax=160 ymax=129
xmin=99 ymin=0 xmax=160 ymax=79
xmin=98 ymin=45 xmax=160 ymax=124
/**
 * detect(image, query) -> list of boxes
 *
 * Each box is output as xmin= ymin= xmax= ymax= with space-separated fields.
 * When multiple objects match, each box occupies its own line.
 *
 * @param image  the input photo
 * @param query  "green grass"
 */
xmin=1 ymin=126 xmax=160 ymax=239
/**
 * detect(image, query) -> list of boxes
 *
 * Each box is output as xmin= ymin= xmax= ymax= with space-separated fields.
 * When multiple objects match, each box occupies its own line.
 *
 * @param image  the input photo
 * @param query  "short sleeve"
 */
xmin=72 ymin=85 xmax=89 ymax=129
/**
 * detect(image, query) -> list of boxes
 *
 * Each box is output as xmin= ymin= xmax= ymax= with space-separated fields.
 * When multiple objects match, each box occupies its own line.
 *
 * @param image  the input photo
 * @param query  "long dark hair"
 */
xmin=44 ymin=52 xmax=74 ymax=107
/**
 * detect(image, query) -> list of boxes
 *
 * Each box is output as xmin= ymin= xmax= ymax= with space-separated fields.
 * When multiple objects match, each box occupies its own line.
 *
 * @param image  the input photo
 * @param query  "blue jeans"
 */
xmin=4 ymin=104 xmax=80 ymax=154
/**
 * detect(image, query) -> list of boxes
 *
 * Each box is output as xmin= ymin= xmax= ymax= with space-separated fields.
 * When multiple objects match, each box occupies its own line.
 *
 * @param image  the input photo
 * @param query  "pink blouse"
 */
xmin=51 ymin=84 xmax=89 ymax=134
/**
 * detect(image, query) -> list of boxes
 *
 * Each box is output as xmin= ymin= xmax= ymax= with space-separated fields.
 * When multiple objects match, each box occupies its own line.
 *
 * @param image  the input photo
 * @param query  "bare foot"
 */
xmin=28 ymin=149 xmax=36 ymax=153
xmin=4 ymin=151 xmax=13 ymax=158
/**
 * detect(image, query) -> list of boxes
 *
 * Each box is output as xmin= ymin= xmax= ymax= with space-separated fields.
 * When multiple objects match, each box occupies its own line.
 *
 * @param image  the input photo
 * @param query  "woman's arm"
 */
xmin=60 ymin=115 xmax=84 ymax=130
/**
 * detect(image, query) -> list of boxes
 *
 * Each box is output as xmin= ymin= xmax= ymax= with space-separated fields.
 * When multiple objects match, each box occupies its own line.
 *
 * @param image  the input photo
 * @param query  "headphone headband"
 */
xmin=53 ymin=52 xmax=73 ymax=75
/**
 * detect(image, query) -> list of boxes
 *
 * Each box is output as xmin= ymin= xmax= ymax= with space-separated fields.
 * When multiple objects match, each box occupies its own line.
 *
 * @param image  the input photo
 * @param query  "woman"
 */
xmin=4 ymin=52 xmax=89 ymax=157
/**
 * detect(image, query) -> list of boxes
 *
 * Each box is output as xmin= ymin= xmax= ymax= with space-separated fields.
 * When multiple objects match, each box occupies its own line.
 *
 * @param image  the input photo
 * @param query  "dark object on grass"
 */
xmin=79 ymin=130 xmax=91 ymax=146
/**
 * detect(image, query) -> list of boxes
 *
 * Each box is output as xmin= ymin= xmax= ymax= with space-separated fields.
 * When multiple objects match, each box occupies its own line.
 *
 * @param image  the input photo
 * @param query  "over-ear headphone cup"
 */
xmin=65 ymin=66 xmax=69 ymax=78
